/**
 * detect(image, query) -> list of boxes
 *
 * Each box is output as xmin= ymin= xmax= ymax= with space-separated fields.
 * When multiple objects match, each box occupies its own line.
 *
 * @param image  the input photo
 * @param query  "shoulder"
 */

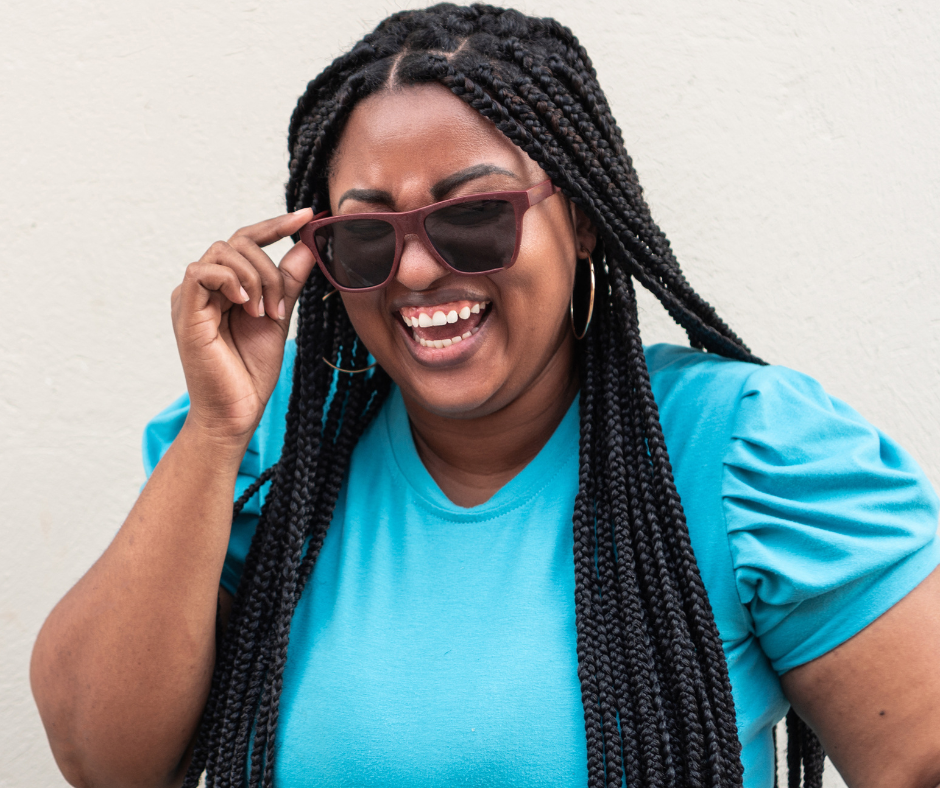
xmin=645 ymin=341 xmax=822 ymax=413
xmin=644 ymin=342 xmax=776 ymax=456
xmin=644 ymin=342 xmax=867 ymax=448
xmin=646 ymin=343 xmax=940 ymax=672
xmin=645 ymin=343 xmax=757 ymax=425
xmin=644 ymin=344 xmax=938 ymax=554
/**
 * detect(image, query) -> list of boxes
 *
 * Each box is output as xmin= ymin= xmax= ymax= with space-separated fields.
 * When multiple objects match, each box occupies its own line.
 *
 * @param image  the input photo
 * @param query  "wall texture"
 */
xmin=2 ymin=0 xmax=938 ymax=785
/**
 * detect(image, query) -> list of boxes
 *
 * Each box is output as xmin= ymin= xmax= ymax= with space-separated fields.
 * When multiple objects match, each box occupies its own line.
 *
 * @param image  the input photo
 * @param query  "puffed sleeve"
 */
xmin=721 ymin=364 xmax=940 ymax=674
xmin=141 ymin=341 xmax=297 ymax=594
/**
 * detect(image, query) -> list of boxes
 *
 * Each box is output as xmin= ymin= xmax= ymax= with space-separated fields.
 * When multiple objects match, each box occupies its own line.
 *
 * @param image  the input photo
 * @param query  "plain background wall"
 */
xmin=2 ymin=0 xmax=938 ymax=785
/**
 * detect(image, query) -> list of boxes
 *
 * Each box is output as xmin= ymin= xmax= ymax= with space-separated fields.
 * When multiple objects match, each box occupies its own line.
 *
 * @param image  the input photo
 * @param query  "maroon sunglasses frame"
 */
xmin=298 ymin=179 xmax=560 ymax=292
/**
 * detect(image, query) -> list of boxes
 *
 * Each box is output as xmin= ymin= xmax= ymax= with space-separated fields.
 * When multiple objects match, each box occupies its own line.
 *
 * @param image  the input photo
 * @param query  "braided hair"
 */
xmin=183 ymin=5 xmax=825 ymax=786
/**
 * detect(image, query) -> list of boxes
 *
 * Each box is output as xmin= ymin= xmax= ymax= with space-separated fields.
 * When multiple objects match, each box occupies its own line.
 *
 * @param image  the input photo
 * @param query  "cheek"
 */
xmin=509 ymin=220 xmax=577 ymax=328
xmin=339 ymin=293 xmax=390 ymax=352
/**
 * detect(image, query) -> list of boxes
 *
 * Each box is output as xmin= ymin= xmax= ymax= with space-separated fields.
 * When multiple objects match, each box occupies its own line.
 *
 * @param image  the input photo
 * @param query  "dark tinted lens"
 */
xmin=314 ymin=218 xmax=397 ymax=289
xmin=424 ymin=199 xmax=516 ymax=272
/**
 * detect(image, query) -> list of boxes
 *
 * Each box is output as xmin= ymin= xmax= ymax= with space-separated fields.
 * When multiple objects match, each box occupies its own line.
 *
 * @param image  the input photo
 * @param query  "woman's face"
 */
xmin=329 ymin=83 xmax=594 ymax=420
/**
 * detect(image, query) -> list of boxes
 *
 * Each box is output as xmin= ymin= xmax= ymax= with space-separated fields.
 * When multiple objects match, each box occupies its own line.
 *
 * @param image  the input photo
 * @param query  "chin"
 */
xmin=399 ymin=372 xmax=507 ymax=421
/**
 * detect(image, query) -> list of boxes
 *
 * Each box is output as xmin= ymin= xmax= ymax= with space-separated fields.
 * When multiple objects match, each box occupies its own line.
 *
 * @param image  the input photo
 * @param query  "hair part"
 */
xmin=184 ymin=5 xmax=824 ymax=787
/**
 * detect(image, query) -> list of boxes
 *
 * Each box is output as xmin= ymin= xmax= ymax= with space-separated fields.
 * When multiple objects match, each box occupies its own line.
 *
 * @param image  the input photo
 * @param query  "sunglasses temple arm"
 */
xmin=526 ymin=180 xmax=561 ymax=207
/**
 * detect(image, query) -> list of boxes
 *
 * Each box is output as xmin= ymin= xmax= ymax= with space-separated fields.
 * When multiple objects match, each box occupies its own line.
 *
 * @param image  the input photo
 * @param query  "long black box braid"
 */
xmin=183 ymin=5 xmax=825 ymax=787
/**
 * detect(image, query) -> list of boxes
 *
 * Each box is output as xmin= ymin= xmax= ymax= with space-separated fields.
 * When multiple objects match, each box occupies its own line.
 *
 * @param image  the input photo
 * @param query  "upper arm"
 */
xmin=781 ymin=565 xmax=940 ymax=788
xmin=714 ymin=364 xmax=940 ymax=785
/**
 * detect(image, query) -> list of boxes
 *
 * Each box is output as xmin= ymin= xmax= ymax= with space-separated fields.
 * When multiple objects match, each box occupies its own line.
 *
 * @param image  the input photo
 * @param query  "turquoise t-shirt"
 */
xmin=143 ymin=342 xmax=940 ymax=788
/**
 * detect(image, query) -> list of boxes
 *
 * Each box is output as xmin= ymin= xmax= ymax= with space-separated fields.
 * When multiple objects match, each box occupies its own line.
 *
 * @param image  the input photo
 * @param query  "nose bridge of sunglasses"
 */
xmin=400 ymin=231 xmax=446 ymax=267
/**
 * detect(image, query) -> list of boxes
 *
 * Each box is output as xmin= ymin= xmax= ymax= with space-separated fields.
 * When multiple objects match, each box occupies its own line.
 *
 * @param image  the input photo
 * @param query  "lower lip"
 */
xmin=396 ymin=310 xmax=491 ymax=367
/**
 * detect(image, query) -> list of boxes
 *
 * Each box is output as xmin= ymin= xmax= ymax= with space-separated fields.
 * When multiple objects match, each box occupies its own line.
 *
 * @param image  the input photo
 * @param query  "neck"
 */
xmin=403 ymin=346 xmax=579 ymax=508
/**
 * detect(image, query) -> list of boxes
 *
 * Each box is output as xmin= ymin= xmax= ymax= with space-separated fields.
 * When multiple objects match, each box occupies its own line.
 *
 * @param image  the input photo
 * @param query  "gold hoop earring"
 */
xmin=321 ymin=357 xmax=378 ymax=375
xmin=570 ymin=254 xmax=595 ymax=340
xmin=318 ymin=288 xmax=374 ymax=372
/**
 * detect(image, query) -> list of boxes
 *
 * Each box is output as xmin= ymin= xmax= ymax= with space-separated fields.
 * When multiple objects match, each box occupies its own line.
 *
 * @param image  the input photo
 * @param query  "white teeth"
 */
xmin=404 ymin=301 xmax=490 ymax=346
xmin=401 ymin=301 xmax=487 ymax=327
xmin=411 ymin=328 xmax=479 ymax=348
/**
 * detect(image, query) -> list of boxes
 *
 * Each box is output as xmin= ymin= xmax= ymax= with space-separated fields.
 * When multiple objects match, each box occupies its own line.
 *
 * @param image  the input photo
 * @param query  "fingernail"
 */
xmin=239 ymin=287 xmax=250 ymax=303
xmin=258 ymin=297 xmax=265 ymax=317
xmin=278 ymin=299 xmax=286 ymax=320
xmin=293 ymin=207 xmax=312 ymax=216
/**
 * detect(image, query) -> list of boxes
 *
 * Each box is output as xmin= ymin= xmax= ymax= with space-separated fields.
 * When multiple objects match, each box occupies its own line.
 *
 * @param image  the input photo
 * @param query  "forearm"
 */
xmin=31 ymin=423 xmax=249 ymax=788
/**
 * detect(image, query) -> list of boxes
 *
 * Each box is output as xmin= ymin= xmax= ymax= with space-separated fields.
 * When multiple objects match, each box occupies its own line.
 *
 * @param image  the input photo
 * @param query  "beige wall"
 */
xmin=3 ymin=1 xmax=939 ymax=785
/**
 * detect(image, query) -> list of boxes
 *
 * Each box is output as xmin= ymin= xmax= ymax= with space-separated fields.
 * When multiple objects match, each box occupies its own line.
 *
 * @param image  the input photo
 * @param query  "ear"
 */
xmin=568 ymin=201 xmax=597 ymax=259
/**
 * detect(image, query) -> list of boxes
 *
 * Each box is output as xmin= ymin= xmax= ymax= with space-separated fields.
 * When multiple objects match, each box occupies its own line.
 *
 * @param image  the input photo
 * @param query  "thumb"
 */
xmin=278 ymin=234 xmax=319 ymax=314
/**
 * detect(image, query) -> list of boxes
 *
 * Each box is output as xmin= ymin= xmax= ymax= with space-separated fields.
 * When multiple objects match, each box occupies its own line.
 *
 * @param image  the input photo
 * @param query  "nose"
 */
xmin=394 ymin=233 xmax=450 ymax=292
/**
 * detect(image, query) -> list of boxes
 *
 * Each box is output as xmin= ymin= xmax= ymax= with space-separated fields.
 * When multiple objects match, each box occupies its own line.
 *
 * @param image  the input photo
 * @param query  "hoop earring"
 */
xmin=318 ymin=288 xmax=374 ymax=372
xmin=321 ymin=357 xmax=378 ymax=375
xmin=569 ymin=254 xmax=595 ymax=340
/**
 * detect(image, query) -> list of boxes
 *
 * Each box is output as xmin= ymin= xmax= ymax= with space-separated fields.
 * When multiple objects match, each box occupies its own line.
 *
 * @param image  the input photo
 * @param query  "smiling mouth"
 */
xmin=398 ymin=300 xmax=491 ymax=349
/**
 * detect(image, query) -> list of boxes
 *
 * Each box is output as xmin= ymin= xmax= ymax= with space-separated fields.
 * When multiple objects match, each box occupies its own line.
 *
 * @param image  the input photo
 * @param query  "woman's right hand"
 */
xmin=32 ymin=209 xmax=319 ymax=788
xmin=171 ymin=208 xmax=315 ymax=445
xmin=29 ymin=208 xmax=317 ymax=787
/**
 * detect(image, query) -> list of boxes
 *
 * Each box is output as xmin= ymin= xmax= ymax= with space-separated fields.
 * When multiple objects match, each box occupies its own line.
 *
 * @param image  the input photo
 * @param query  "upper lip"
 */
xmin=388 ymin=288 xmax=492 ymax=312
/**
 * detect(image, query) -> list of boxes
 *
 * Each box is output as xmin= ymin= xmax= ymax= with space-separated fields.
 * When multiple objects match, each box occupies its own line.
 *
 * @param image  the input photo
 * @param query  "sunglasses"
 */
xmin=299 ymin=179 xmax=561 ymax=292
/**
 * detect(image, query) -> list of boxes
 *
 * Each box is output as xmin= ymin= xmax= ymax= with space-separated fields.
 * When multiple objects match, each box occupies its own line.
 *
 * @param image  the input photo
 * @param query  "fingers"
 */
xmin=230 ymin=208 xmax=313 ymax=250
xmin=227 ymin=208 xmax=314 ymax=321
xmin=176 ymin=209 xmax=317 ymax=330
xmin=177 ymin=257 xmax=250 ymax=321
xmin=226 ymin=237 xmax=281 ymax=320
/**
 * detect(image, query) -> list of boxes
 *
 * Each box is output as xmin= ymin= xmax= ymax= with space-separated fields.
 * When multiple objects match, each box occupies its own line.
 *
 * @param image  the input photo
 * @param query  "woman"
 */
xmin=30 ymin=4 xmax=940 ymax=788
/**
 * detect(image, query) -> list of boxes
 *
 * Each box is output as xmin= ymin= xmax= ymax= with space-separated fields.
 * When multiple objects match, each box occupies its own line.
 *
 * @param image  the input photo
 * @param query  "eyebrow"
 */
xmin=430 ymin=164 xmax=518 ymax=201
xmin=336 ymin=163 xmax=518 ymax=210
